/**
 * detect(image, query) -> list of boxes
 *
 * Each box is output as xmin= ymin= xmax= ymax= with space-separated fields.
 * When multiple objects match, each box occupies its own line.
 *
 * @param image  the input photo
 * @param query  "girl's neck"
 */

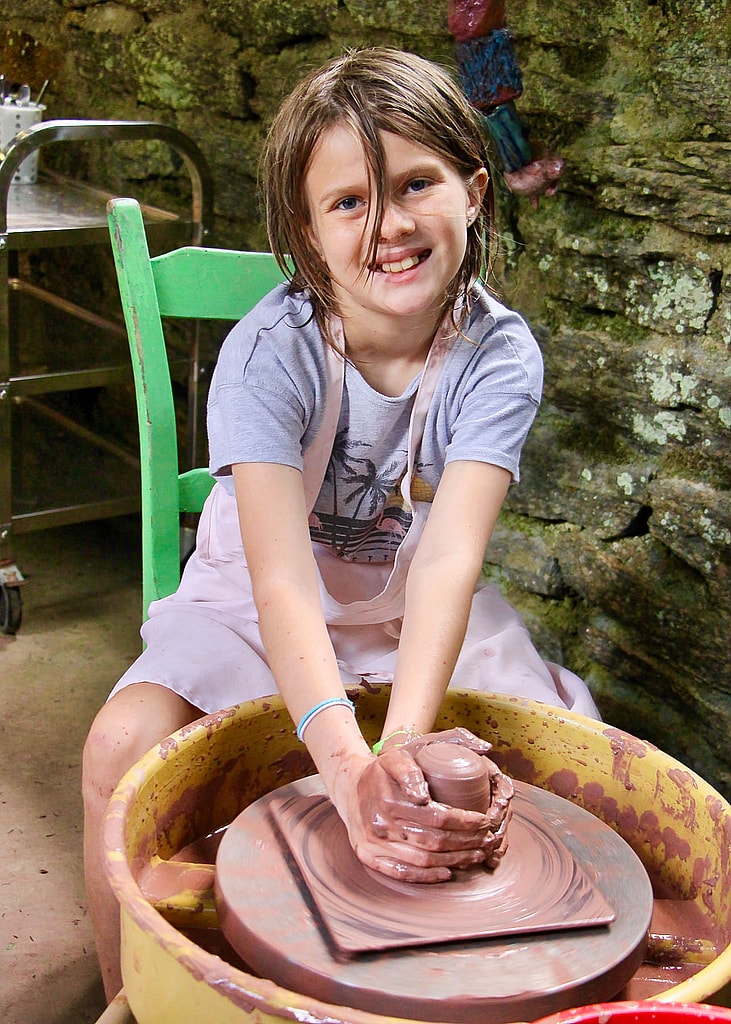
xmin=341 ymin=310 xmax=442 ymax=397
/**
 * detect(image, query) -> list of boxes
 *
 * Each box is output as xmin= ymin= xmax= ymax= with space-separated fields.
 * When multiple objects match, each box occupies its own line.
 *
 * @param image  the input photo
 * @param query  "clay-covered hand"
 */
xmin=398 ymin=727 xmax=513 ymax=867
xmin=344 ymin=749 xmax=490 ymax=882
xmin=376 ymin=725 xmax=495 ymax=760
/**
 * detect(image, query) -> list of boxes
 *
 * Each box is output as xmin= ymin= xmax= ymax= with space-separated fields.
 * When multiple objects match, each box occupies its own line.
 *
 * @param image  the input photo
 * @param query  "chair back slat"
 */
xmin=152 ymin=247 xmax=285 ymax=320
xmin=107 ymin=197 xmax=286 ymax=617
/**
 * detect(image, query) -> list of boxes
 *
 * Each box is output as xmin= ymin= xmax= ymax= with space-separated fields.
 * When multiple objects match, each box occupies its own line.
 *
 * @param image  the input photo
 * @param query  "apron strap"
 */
xmin=400 ymin=314 xmax=458 ymax=511
xmin=302 ymin=332 xmax=345 ymax=514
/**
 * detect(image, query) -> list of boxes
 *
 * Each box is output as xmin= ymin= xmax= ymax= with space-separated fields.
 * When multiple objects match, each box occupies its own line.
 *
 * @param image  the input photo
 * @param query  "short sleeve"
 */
xmin=441 ymin=293 xmax=543 ymax=482
xmin=206 ymin=287 xmax=328 ymax=488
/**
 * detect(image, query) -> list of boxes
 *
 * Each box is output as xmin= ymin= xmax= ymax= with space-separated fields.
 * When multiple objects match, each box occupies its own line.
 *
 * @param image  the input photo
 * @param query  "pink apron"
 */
xmin=112 ymin=319 xmax=599 ymax=720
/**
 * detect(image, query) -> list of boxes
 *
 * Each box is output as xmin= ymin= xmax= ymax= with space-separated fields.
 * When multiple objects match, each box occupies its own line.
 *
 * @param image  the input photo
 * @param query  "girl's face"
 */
xmin=305 ymin=125 xmax=487 ymax=346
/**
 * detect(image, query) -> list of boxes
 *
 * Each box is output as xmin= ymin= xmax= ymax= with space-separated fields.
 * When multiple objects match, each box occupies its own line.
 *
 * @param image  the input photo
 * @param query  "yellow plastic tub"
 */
xmin=103 ymin=688 xmax=731 ymax=1024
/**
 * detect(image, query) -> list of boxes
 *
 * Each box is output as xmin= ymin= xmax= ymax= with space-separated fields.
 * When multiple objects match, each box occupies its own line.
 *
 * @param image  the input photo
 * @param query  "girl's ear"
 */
xmin=466 ymin=167 xmax=490 ymax=221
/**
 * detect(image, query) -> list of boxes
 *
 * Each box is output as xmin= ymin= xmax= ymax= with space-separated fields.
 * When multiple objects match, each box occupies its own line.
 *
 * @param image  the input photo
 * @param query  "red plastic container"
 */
xmin=534 ymin=1002 xmax=731 ymax=1024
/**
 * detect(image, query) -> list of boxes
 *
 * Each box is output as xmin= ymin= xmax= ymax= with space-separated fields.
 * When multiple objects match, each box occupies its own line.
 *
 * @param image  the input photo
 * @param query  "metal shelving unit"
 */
xmin=0 ymin=119 xmax=214 ymax=632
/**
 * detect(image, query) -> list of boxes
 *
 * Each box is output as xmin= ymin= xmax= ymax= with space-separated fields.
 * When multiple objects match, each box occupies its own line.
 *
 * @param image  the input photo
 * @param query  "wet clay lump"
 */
xmin=414 ymin=742 xmax=493 ymax=812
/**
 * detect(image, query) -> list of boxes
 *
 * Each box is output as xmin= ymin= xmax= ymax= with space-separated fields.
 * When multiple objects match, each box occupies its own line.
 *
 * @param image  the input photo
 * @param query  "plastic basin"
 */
xmin=103 ymin=688 xmax=731 ymax=1024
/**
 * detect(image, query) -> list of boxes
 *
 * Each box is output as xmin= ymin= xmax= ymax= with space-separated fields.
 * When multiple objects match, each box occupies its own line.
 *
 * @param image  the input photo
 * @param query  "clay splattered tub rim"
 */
xmin=533 ymin=1000 xmax=731 ymax=1024
xmin=102 ymin=691 xmax=731 ymax=1024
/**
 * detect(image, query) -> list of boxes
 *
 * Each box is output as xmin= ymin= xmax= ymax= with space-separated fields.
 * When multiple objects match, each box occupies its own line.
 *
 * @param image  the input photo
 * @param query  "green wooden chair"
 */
xmin=107 ymin=197 xmax=285 ymax=619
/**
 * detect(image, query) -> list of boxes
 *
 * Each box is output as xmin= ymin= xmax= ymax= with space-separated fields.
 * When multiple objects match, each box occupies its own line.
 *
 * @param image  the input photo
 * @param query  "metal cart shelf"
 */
xmin=0 ymin=119 xmax=214 ymax=632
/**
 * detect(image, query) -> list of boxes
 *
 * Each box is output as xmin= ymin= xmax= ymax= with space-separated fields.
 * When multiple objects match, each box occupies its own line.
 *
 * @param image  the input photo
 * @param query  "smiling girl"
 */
xmin=83 ymin=47 xmax=599 ymax=1000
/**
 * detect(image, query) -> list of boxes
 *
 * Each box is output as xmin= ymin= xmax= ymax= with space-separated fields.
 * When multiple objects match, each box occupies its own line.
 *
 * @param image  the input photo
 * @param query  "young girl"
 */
xmin=83 ymin=47 xmax=599 ymax=1000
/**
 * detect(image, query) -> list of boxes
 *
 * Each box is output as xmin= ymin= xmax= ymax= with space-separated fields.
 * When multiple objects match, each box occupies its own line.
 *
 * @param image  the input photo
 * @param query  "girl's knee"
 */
xmin=82 ymin=702 xmax=143 ymax=807
xmin=82 ymin=683 xmax=201 ymax=807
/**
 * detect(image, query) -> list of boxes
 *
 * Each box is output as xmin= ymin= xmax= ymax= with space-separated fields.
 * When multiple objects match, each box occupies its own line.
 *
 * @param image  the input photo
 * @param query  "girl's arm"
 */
xmin=232 ymin=460 xmax=504 ymax=880
xmin=232 ymin=462 xmax=370 ymax=798
xmin=380 ymin=460 xmax=511 ymax=740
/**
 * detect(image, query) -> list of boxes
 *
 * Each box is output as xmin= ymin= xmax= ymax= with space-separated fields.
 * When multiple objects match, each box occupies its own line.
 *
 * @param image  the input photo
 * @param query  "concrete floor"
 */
xmin=1 ymin=515 xmax=144 ymax=1024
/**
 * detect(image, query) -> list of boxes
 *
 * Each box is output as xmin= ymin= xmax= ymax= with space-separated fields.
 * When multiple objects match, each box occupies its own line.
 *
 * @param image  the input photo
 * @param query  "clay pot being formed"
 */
xmin=414 ymin=742 xmax=492 ymax=813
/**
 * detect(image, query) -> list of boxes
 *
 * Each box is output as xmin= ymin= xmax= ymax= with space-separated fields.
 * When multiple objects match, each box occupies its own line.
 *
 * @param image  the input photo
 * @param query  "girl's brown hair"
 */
xmin=260 ymin=47 xmax=495 ymax=340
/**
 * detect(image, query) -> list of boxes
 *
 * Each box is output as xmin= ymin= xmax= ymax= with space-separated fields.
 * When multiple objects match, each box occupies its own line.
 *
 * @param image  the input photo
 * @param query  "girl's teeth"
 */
xmin=381 ymin=254 xmax=420 ymax=273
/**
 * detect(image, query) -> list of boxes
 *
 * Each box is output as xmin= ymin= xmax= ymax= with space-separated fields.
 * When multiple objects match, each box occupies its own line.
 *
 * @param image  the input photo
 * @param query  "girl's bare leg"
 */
xmin=82 ymin=683 xmax=201 ymax=1001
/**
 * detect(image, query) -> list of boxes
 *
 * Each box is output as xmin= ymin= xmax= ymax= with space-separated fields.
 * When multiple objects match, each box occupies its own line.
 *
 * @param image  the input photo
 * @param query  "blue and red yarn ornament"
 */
xmin=448 ymin=0 xmax=564 ymax=200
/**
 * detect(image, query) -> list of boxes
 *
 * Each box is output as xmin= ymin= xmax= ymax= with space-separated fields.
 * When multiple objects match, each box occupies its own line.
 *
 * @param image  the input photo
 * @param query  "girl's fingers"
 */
xmin=350 ymin=735 xmax=514 ymax=878
xmin=374 ymin=746 xmax=430 ymax=803
xmin=369 ymin=799 xmax=497 ymax=849
xmin=364 ymin=857 xmax=453 ymax=884
xmin=371 ymin=745 xmax=511 ymax=837
xmin=356 ymin=841 xmax=487 ymax=882
xmin=403 ymin=726 xmax=495 ymax=758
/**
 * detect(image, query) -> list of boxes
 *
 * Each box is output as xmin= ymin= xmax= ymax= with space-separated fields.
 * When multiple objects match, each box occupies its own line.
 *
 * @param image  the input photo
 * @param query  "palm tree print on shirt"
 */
xmin=309 ymin=436 xmax=412 ymax=561
xmin=323 ymin=428 xmax=364 ymax=524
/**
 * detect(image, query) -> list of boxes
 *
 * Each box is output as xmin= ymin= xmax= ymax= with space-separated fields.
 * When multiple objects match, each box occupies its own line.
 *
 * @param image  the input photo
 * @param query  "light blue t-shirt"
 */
xmin=208 ymin=283 xmax=542 ymax=563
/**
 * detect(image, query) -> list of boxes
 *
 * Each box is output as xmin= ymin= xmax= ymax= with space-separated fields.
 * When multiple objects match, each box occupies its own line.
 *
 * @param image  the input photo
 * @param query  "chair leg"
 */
xmin=94 ymin=989 xmax=137 ymax=1024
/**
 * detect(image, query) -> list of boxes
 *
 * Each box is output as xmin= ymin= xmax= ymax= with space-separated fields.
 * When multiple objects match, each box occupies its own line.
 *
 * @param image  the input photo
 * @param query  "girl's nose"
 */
xmin=379 ymin=199 xmax=415 ymax=240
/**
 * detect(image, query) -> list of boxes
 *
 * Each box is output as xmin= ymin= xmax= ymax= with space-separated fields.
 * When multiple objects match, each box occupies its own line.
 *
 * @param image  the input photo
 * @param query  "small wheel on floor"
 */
xmin=0 ymin=584 xmax=23 ymax=634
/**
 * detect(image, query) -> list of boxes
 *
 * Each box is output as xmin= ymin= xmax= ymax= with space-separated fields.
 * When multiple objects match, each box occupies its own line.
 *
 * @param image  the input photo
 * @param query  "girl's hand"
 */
xmin=397 ymin=727 xmax=513 ymax=869
xmin=342 ymin=738 xmax=511 ymax=882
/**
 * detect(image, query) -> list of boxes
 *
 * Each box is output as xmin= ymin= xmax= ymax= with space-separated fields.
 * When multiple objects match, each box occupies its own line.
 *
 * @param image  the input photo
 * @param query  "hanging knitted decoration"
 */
xmin=482 ymin=100 xmax=532 ymax=173
xmin=455 ymin=28 xmax=523 ymax=110
xmin=448 ymin=0 xmax=531 ymax=174
xmin=448 ymin=0 xmax=564 ymax=198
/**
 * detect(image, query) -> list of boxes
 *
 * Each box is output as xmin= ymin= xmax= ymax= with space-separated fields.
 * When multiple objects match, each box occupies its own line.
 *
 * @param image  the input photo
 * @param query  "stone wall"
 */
xmin=492 ymin=0 xmax=731 ymax=799
xmin=3 ymin=0 xmax=729 ymax=796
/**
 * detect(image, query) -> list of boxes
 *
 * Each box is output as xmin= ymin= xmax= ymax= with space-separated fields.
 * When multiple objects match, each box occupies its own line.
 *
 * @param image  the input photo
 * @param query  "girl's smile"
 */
xmin=305 ymin=126 xmax=487 ymax=357
xmin=374 ymin=251 xmax=429 ymax=274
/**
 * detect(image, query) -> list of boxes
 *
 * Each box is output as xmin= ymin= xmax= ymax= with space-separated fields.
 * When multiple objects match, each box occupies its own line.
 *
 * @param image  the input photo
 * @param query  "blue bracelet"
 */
xmin=296 ymin=697 xmax=356 ymax=742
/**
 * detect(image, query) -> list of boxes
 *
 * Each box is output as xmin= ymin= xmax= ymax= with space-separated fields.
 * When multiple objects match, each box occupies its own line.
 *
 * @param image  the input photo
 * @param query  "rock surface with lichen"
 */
xmin=2 ymin=0 xmax=729 ymax=796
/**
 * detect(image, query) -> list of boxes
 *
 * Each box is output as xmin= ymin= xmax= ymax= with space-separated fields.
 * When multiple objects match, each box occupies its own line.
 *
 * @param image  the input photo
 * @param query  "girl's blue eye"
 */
xmin=408 ymin=178 xmax=429 ymax=193
xmin=337 ymin=196 xmax=361 ymax=211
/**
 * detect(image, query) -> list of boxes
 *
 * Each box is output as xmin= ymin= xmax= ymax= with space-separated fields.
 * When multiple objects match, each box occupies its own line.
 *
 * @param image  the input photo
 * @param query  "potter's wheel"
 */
xmin=215 ymin=776 xmax=653 ymax=1024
